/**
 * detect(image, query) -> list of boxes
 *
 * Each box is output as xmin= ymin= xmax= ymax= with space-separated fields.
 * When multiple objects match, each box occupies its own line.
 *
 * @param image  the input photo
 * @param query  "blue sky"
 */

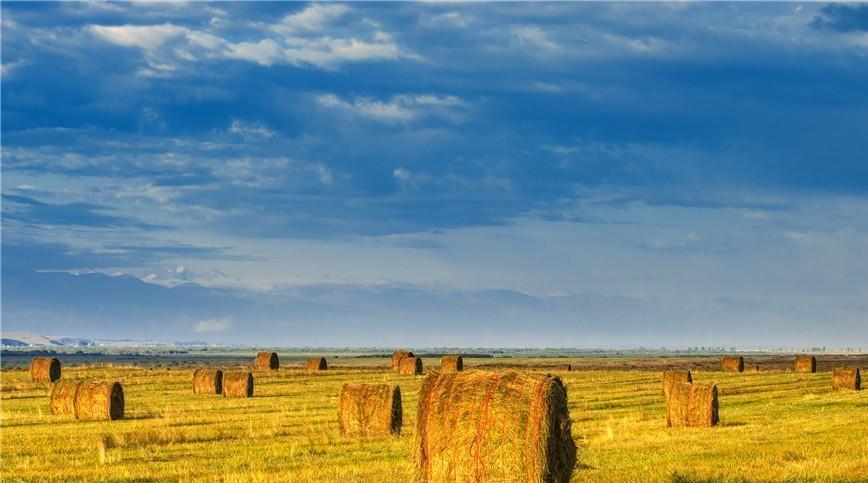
xmin=2 ymin=2 xmax=867 ymax=347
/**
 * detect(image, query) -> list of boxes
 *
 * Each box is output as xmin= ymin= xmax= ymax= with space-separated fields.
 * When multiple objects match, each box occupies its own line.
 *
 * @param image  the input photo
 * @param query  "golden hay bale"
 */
xmin=661 ymin=371 xmax=692 ymax=426
xmin=414 ymin=371 xmax=577 ymax=483
xmin=223 ymin=371 xmax=254 ymax=398
xmin=30 ymin=357 xmax=61 ymax=383
xmin=49 ymin=380 xmax=82 ymax=416
xmin=665 ymin=382 xmax=718 ymax=428
xmin=338 ymin=383 xmax=402 ymax=437
xmin=554 ymin=364 xmax=572 ymax=372
xmin=398 ymin=356 xmax=423 ymax=376
xmin=440 ymin=355 xmax=463 ymax=373
xmin=831 ymin=368 xmax=861 ymax=391
xmin=794 ymin=356 xmax=817 ymax=373
xmin=746 ymin=364 xmax=761 ymax=373
xmin=721 ymin=356 xmax=744 ymax=373
xmin=192 ymin=369 xmax=223 ymax=395
xmin=74 ymin=381 xmax=124 ymax=421
xmin=253 ymin=352 xmax=279 ymax=370
xmin=306 ymin=357 xmax=328 ymax=372
xmin=391 ymin=351 xmax=414 ymax=371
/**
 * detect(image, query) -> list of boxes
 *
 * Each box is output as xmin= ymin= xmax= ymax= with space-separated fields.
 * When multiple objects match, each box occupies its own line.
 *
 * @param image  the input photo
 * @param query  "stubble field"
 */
xmin=2 ymin=355 xmax=867 ymax=482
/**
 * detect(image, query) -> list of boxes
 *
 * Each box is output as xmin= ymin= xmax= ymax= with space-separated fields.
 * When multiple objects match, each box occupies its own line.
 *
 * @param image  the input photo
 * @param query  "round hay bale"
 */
xmin=306 ymin=357 xmax=328 ymax=372
xmin=49 ymin=380 xmax=82 ymax=416
xmin=832 ymin=368 xmax=861 ymax=391
xmin=253 ymin=352 xmax=279 ymax=370
xmin=391 ymin=351 xmax=414 ymax=371
xmin=338 ymin=383 xmax=402 ymax=437
xmin=721 ymin=356 xmax=744 ymax=373
xmin=223 ymin=371 xmax=254 ymax=398
xmin=414 ymin=371 xmax=577 ymax=483
xmin=192 ymin=369 xmax=223 ymax=395
xmin=31 ymin=357 xmax=61 ymax=383
xmin=661 ymin=371 xmax=692 ymax=426
xmin=398 ymin=356 xmax=423 ymax=376
xmin=665 ymin=381 xmax=718 ymax=428
xmin=554 ymin=364 xmax=572 ymax=372
xmin=74 ymin=381 xmax=124 ymax=421
xmin=440 ymin=355 xmax=463 ymax=373
xmin=794 ymin=356 xmax=817 ymax=373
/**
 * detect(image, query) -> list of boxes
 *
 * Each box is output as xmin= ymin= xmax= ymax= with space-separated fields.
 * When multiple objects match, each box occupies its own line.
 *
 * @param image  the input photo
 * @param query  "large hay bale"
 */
xmin=223 ymin=371 xmax=254 ymax=398
xmin=794 ymin=356 xmax=817 ymax=373
xmin=398 ymin=356 xmax=423 ymax=376
xmin=192 ymin=369 xmax=223 ymax=395
xmin=414 ymin=371 xmax=577 ymax=483
xmin=721 ymin=356 xmax=744 ymax=373
xmin=253 ymin=352 xmax=279 ymax=370
xmin=74 ymin=381 xmax=124 ymax=421
xmin=440 ymin=355 xmax=463 ymax=373
xmin=31 ymin=357 xmax=61 ymax=383
xmin=554 ymin=364 xmax=572 ymax=372
xmin=338 ymin=383 xmax=402 ymax=437
xmin=391 ymin=351 xmax=414 ymax=371
xmin=832 ymin=368 xmax=861 ymax=391
xmin=307 ymin=357 xmax=328 ymax=372
xmin=49 ymin=380 xmax=82 ymax=416
xmin=665 ymin=382 xmax=718 ymax=428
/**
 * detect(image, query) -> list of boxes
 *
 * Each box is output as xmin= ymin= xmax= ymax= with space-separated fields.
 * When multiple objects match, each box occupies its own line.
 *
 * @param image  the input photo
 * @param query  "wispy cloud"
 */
xmin=194 ymin=317 xmax=232 ymax=333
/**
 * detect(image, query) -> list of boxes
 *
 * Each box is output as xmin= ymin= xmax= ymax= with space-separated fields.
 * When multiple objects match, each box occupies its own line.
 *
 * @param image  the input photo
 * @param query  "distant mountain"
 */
xmin=0 ymin=332 xmax=62 ymax=346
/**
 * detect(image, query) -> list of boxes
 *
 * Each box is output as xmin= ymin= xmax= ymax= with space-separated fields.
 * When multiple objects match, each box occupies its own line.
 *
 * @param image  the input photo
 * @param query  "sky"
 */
xmin=2 ymin=2 xmax=867 ymax=348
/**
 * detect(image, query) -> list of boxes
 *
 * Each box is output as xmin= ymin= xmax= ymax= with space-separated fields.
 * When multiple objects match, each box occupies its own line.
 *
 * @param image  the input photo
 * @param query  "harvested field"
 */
xmin=1 ymin=356 xmax=867 ymax=482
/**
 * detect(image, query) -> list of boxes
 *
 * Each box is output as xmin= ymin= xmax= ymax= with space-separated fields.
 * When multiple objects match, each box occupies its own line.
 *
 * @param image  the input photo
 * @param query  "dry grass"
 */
xmin=2 ymin=357 xmax=867 ymax=482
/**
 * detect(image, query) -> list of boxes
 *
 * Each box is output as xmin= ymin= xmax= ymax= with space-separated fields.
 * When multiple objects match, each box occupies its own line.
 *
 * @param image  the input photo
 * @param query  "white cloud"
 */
xmin=511 ymin=26 xmax=560 ymax=52
xmin=784 ymin=231 xmax=813 ymax=243
xmin=315 ymin=93 xmax=466 ymax=122
xmin=194 ymin=317 xmax=232 ymax=333
xmin=271 ymin=4 xmax=350 ymax=35
xmin=229 ymin=120 xmax=276 ymax=140
xmin=89 ymin=24 xmax=188 ymax=51
xmin=226 ymin=39 xmax=282 ymax=66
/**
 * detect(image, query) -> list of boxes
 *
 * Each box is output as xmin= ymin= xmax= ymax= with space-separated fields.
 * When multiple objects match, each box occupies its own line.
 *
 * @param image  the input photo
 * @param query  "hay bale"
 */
xmin=440 ymin=355 xmax=463 ymax=373
xmin=30 ymin=357 xmax=61 ymax=383
xmin=832 ymin=368 xmax=861 ymax=391
xmin=666 ymin=382 xmax=718 ymax=428
xmin=721 ymin=356 xmax=744 ymax=373
xmin=398 ymin=356 xmax=423 ymax=376
xmin=338 ymin=383 xmax=402 ymax=437
xmin=414 ymin=371 xmax=576 ymax=483
xmin=253 ymin=352 xmax=279 ymax=370
xmin=192 ymin=369 xmax=223 ymax=395
xmin=794 ymin=356 xmax=817 ymax=373
xmin=746 ymin=364 xmax=761 ymax=373
xmin=554 ymin=364 xmax=572 ymax=372
xmin=391 ymin=351 xmax=414 ymax=371
xmin=661 ymin=371 xmax=692 ymax=426
xmin=74 ymin=381 xmax=124 ymax=421
xmin=306 ymin=357 xmax=328 ymax=372
xmin=49 ymin=380 xmax=82 ymax=416
xmin=223 ymin=371 xmax=254 ymax=398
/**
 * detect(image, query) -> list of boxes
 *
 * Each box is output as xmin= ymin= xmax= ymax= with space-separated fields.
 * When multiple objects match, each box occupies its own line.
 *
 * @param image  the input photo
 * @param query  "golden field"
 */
xmin=1 ymin=356 xmax=867 ymax=482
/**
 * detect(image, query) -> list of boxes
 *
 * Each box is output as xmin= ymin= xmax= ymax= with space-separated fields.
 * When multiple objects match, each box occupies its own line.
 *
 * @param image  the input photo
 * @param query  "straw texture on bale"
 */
xmin=746 ymin=364 xmax=761 ymax=373
xmin=440 ymin=355 xmax=463 ymax=373
xmin=30 ymin=357 xmax=61 ymax=383
xmin=398 ymin=356 xmax=423 ymax=376
xmin=721 ymin=356 xmax=744 ymax=373
xmin=391 ymin=351 xmax=414 ymax=371
xmin=307 ymin=357 xmax=328 ymax=372
xmin=192 ymin=369 xmax=223 ymax=394
xmin=254 ymin=352 xmax=279 ymax=370
xmin=414 ymin=371 xmax=577 ymax=483
xmin=832 ymin=368 xmax=861 ymax=391
xmin=338 ymin=384 xmax=402 ymax=437
xmin=665 ymin=382 xmax=718 ymax=428
xmin=794 ymin=356 xmax=817 ymax=373
xmin=661 ymin=371 xmax=692 ymax=399
xmin=223 ymin=371 xmax=254 ymax=398
xmin=74 ymin=381 xmax=124 ymax=421
xmin=49 ymin=380 xmax=81 ymax=416
xmin=554 ymin=364 xmax=572 ymax=372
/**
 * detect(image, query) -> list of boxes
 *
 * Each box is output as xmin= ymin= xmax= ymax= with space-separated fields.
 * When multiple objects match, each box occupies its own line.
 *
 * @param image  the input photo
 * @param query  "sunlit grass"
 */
xmin=1 ymin=358 xmax=865 ymax=482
